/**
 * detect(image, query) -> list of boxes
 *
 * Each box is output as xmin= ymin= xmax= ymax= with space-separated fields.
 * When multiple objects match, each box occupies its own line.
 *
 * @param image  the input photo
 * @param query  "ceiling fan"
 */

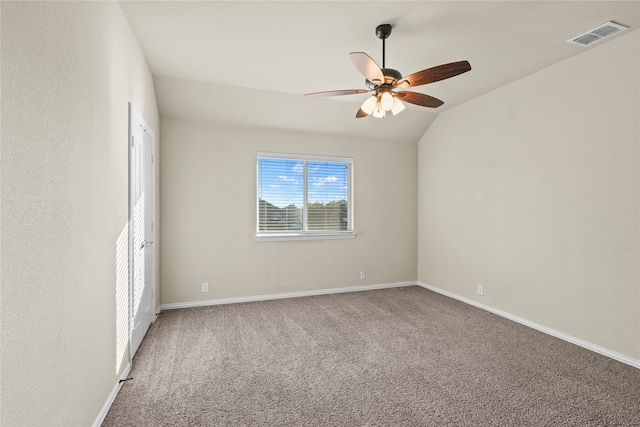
xmin=305 ymin=24 xmax=471 ymax=118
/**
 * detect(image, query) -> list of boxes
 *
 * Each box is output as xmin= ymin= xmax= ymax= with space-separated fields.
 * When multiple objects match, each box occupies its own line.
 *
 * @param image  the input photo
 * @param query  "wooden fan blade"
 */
xmin=305 ymin=89 xmax=369 ymax=97
xmin=356 ymin=108 xmax=369 ymax=118
xmin=396 ymin=91 xmax=444 ymax=108
xmin=349 ymin=52 xmax=384 ymax=85
xmin=397 ymin=60 xmax=471 ymax=88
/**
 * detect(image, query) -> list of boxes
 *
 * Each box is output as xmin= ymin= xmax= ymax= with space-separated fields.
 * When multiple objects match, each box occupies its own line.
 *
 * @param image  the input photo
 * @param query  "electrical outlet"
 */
xmin=477 ymin=284 xmax=484 ymax=296
xmin=202 ymin=282 xmax=209 ymax=292
xmin=360 ymin=271 xmax=366 ymax=280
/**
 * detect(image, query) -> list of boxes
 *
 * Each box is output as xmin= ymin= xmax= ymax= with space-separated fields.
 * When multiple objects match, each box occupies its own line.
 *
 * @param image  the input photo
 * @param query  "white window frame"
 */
xmin=255 ymin=152 xmax=357 ymax=242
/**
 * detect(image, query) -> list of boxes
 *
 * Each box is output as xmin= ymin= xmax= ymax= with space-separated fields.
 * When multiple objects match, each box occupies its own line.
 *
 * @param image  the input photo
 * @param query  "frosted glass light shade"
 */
xmin=380 ymin=92 xmax=394 ymax=111
xmin=372 ymin=101 xmax=385 ymax=118
xmin=360 ymin=95 xmax=377 ymax=115
xmin=391 ymin=98 xmax=406 ymax=115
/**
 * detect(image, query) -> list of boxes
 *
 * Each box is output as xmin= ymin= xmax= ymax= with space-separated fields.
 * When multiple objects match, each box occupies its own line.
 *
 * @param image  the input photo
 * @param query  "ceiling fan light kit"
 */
xmin=305 ymin=24 xmax=471 ymax=119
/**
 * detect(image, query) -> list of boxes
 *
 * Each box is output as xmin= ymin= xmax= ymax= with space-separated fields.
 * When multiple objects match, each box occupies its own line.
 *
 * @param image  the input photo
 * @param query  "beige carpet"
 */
xmin=103 ymin=286 xmax=640 ymax=426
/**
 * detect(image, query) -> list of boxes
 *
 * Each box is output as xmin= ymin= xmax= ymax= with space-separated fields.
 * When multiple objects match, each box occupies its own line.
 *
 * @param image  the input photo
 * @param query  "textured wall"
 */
xmin=418 ymin=29 xmax=640 ymax=359
xmin=1 ymin=2 xmax=159 ymax=425
xmin=160 ymin=119 xmax=417 ymax=304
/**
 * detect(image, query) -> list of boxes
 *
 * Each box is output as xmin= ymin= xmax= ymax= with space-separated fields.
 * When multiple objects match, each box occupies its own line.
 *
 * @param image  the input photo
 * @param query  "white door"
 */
xmin=129 ymin=105 xmax=155 ymax=358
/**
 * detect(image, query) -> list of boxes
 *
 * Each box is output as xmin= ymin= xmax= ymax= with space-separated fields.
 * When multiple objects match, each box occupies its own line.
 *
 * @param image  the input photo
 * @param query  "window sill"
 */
xmin=254 ymin=232 xmax=357 ymax=242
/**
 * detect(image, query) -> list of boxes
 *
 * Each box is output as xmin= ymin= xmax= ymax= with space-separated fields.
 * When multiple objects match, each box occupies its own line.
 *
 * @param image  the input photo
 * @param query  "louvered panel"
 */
xmin=567 ymin=21 xmax=628 ymax=47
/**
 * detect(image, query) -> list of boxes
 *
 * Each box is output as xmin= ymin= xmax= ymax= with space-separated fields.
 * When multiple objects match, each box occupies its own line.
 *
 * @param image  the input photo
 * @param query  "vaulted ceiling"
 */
xmin=120 ymin=1 xmax=639 ymax=142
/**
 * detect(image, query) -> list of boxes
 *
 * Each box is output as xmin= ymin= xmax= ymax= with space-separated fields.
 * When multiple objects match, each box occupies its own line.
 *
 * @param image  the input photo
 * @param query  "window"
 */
xmin=256 ymin=152 xmax=355 ymax=241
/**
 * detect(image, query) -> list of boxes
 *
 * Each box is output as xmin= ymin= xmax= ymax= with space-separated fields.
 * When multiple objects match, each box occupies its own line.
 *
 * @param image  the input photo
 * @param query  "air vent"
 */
xmin=568 ymin=21 xmax=628 ymax=47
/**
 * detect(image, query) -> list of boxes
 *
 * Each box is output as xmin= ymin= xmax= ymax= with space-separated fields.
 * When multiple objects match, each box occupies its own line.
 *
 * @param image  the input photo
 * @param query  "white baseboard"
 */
xmin=159 ymin=281 xmax=416 ymax=311
xmin=417 ymin=281 xmax=640 ymax=369
xmin=92 ymin=363 xmax=131 ymax=427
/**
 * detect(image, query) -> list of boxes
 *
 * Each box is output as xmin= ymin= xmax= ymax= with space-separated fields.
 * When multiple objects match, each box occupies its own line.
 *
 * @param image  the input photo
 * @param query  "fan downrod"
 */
xmin=376 ymin=24 xmax=392 ymax=69
xmin=366 ymin=24 xmax=399 ymax=88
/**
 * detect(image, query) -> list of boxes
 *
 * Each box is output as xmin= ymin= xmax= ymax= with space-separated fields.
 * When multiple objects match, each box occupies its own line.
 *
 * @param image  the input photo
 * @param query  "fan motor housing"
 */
xmin=366 ymin=68 xmax=402 ymax=90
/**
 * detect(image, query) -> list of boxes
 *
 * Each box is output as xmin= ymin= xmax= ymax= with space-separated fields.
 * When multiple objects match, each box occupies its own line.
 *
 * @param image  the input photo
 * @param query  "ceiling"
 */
xmin=120 ymin=1 xmax=640 ymax=143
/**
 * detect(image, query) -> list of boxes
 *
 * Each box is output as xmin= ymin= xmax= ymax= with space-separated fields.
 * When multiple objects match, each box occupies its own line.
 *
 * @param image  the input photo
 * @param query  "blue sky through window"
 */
xmin=258 ymin=158 xmax=348 ymax=208
xmin=307 ymin=161 xmax=348 ymax=205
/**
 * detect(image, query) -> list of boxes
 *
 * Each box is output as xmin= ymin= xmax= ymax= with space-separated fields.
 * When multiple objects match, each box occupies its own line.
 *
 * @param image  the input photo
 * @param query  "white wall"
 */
xmin=418 ymin=29 xmax=640 ymax=359
xmin=1 ymin=2 xmax=159 ymax=425
xmin=160 ymin=119 xmax=417 ymax=304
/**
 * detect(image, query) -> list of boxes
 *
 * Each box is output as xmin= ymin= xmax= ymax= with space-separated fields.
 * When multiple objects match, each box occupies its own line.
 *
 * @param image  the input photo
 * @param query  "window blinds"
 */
xmin=257 ymin=154 xmax=352 ymax=234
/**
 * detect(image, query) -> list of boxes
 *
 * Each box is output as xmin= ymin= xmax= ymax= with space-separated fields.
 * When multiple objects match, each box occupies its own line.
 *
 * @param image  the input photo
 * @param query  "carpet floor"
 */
xmin=103 ymin=286 xmax=640 ymax=426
